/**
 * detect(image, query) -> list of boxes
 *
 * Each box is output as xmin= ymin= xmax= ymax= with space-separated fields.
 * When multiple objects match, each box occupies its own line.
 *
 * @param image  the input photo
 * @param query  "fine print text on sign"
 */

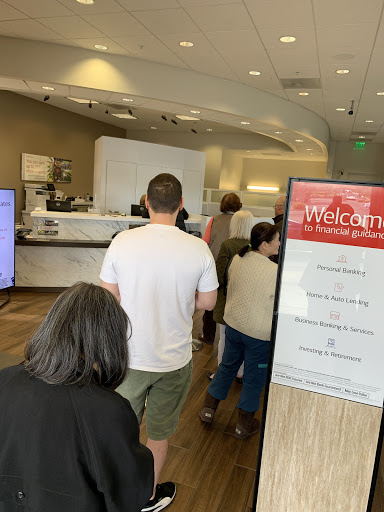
xmin=271 ymin=180 xmax=384 ymax=407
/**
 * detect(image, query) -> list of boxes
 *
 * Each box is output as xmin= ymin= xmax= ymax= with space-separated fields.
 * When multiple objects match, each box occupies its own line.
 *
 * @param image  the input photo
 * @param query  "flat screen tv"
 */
xmin=0 ymin=189 xmax=15 ymax=290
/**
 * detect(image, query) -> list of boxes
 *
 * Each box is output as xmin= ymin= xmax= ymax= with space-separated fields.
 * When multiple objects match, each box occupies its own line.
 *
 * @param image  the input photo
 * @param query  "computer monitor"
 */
xmin=0 ymin=189 xmax=15 ymax=289
xmin=46 ymin=199 xmax=71 ymax=213
xmin=131 ymin=204 xmax=146 ymax=216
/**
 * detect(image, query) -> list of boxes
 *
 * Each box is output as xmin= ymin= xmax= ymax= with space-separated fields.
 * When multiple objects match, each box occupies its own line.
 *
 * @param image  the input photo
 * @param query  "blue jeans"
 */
xmin=208 ymin=324 xmax=270 ymax=412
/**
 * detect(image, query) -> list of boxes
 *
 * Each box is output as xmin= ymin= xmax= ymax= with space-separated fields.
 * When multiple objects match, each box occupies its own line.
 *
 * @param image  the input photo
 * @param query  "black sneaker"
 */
xmin=141 ymin=482 xmax=176 ymax=512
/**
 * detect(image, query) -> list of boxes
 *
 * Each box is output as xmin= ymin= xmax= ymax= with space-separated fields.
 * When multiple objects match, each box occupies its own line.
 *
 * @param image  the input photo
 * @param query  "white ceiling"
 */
xmin=0 ymin=0 xmax=383 ymax=143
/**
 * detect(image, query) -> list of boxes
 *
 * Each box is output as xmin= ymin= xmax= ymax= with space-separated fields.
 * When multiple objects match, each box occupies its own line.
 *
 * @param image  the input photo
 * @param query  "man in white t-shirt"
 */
xmin=100 ymin=173 xmax=218 ymax=512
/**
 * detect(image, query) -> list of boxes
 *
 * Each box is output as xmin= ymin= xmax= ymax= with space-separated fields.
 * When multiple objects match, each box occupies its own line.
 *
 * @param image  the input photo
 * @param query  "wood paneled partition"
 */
xmin=255 ymin=383 xmax=382 ymax=512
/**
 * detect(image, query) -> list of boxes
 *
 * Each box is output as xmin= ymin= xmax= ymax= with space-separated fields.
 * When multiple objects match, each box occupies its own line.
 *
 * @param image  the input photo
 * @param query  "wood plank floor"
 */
xmin=0 ymin=291 xmax=258 ymax=512
xmin=1 ymin=290 xmax=383 ymax=512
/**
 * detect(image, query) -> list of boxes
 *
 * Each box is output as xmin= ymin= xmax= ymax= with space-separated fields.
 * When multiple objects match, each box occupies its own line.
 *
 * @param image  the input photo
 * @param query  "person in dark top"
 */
xmin=0 ymin=282 xmax=153 ymax=512
xmin=271 ymin=195 xmax=286 ymax=263
xmin=141 ymin=193 xmax=189 ymax=232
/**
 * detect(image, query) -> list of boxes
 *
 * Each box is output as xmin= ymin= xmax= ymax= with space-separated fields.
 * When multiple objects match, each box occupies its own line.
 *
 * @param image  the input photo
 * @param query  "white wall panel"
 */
xmin=105 ymin=161 xmax=137 ymax=214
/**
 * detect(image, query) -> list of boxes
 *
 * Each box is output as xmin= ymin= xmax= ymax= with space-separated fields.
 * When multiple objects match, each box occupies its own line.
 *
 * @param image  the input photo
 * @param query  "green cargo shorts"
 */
xmin=117 ymin=360 xmax=192 ymax=441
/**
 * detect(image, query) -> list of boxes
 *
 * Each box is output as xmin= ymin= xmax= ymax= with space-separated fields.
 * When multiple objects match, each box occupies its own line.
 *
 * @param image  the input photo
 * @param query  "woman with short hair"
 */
xmin=199 ymin=192 xmax=242 ymax=344
xmin=207 ymin=210 xmax=254 ymax=381
xmin=199 ymin=223 xmax=280 ymax=439
xmin=0 ymin=282 xmax=153 ymax=512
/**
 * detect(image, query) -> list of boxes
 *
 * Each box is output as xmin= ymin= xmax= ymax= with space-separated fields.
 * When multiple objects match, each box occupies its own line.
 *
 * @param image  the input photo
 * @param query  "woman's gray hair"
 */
xmin=24 ymin=282 xmax=130 ymax=390
xmin=229 ymin=210 xmax=254 ymax=240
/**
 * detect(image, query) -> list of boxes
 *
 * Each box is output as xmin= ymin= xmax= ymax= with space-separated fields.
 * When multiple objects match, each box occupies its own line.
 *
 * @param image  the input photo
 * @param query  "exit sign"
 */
xmin=355 ymin=142 xmax=366 ymax=150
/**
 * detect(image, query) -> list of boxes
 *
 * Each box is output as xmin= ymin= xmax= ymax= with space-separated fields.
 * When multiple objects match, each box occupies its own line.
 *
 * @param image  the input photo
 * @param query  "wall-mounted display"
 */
xmin=21 ymin=153 xmax=72 ymax=183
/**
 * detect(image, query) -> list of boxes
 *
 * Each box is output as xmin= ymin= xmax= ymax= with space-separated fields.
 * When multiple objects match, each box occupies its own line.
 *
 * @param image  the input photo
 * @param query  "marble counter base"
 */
xmin=16 ymin=246 xmax=106 ymax=287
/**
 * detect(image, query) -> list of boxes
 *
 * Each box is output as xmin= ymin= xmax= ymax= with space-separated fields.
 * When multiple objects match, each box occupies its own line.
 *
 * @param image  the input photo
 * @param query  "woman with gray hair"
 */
xmin=207 ymin=210 xmax=254 ymax=381
xmin=0 ymin=282 xmax=153 ymax=512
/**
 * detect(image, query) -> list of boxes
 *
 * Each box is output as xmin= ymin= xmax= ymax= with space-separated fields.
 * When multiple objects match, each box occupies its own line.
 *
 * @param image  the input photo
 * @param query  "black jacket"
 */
xmin=141 ymin=207 xmax=189 ymax=232
xmin=0 ymin=365 xmax=153 ymax=512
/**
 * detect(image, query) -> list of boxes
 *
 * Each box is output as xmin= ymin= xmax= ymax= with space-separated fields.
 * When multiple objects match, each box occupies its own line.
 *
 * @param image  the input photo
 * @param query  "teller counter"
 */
xmin=15 ymin=211 xmax=208 ymax=289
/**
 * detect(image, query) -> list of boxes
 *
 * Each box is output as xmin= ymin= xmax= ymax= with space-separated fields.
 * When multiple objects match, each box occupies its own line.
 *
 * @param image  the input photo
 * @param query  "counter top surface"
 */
xmin=16 ymin=238 xmax=110 ymax=248
xmin=30 ymin=211 xmax=205 ymax=222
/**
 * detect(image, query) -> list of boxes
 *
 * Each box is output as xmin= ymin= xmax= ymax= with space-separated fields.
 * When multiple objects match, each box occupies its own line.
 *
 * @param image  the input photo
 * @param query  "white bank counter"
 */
xmin=15 ymin=211 xmax=208 ymax=289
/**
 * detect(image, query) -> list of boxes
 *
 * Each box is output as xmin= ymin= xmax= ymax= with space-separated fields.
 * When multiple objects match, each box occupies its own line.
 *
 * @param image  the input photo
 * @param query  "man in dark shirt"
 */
xmin=271 ymin=195 xmax=286 ymax=263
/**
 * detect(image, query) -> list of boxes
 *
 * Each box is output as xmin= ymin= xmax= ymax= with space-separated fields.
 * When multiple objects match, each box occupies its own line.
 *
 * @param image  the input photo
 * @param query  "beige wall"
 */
xmin=241 ymin=158 xmax=327 ymax=193
xmin=333 ymin=142 xmax=384 ymax=181
xmin=0 ymin=91 xmax=125 ymax=220
xmin=125 ymin=129 xmax=292 ymax=189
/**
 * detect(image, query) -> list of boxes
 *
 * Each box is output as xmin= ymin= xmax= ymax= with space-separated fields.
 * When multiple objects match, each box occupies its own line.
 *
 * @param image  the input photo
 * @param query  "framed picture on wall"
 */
xmin=21 ymin=153 xmax=72 ymax=183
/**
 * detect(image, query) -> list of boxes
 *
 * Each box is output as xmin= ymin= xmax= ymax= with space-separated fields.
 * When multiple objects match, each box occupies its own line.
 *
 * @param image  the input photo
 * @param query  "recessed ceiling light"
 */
xmin=122 ymin=98 xmax=134 ymax=102
xmin=241 ymin=121 xmax=250 ymax=125
xmin=280 ymin=36 xmax=296 ymax=43
xmin=66 ymin=97 xmax=99 ymax=104
xmin=76 ymin=0 xmax=94 ymax=4
xmin=336 ymin=108 xmax=346 ymax=111
xmin=365 ymin=120 xmax=374 ymax=123
xmin=190 ymin=110 xmax=200 ymax=114
xmin=336 ymin=69 xmax=350 ymax=74
xmin=376 ymin=92 xmax=384 ymax=96
xmin=248 ymin=70 xmax=261 ymax=76
xmin=179 ymin=41 xmax=194 ymax=47
xmin=295 ymin=139 xmax=303 ymax=142
xmin=111 ymin=113 xmax=137 ymax=119
xmin=175 ymin=115 xmax=200 ymax=121
xmin=359 ymin=136 xmax=366 ymax=139
xmin=306 ymin=148 xmax=312 ymax=150
xmin=246 ymin=150 xmax=252 ymax=152
xmin=274 ymin=131 xmax=282 ymax=134
xmin=299 ymin=92 xmax=309 ymax=96
xmin=42 ymin=86 xmax=55 ymax=91
xmin=207 ymin=128 xmax=213 ymax=132
xmin=150 ymin=126 xmax=157 ymax=130
xmin=94 ymin=44 xmax=108 ymax=50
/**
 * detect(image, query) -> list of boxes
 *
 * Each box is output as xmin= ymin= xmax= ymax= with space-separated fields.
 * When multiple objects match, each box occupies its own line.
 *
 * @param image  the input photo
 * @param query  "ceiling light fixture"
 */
xmin=295 ymin=139 xmax=303 ymax=142
xmin=336 ymin=108 xmax=345 ymax=111
xmin=336 ymin=69 xmax=350 ymax=74
xmin=190 ymin=110 xmax=200 ymax=114
xmin=66 ymin=97 xmax=99 ymax=104
xmin=179 ymin=41 xmax=194 ymax=47
xmin=247 ymin=186 xmax=279 ymax=191
xmin=207 ymin=128 xmax=213 ymax=132
xmin=76 ymin=0 xmax=94 ymax=4
xmin=241 ymin=121 xmax=250 ymax=125
xmin=299 ymin=92 xmax=309 ymax=96
xmin=376 ymin=92 xmax=384 ymax=96
xmin=248 ymin=71 xmax=261 ymax=76
xmin=175 ymin=115 xmax=200 ymax=121
xmin=280 ymin=36 xmax=296 ymax=43
xmin=150 ymin=126 xmax=157 ymax=130
xmin=359 ymin=136 xmax=366 ymax=139
xmin=274 ymin=131 xmax=282 ymax=134
xmin=94 ymin=44 xmax=108 ymax=50
xmin=42 ymin=86 xmax=55 ymax=91
xmin=111 ymin=113 xmax=138 ymax=119
xmin=365 ymin=120 xmax=374 ymax=123
xmin=122 ymin=98 xmax=134 ymax=102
